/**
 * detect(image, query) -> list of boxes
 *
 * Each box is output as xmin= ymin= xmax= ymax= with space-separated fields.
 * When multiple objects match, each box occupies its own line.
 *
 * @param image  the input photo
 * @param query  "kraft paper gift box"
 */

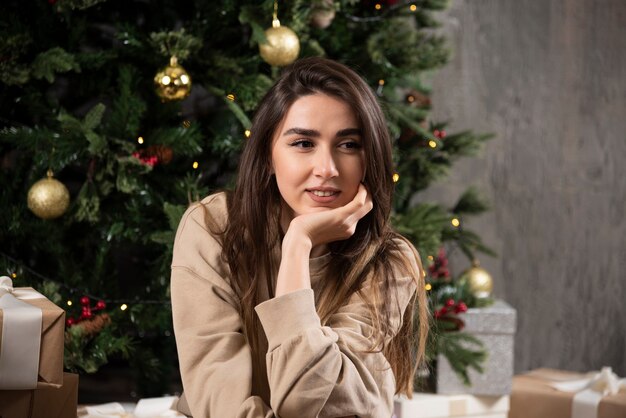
xmin=0 ymin=280 xmax=65 ymax=389
xmin=509 ymin=368 xmax=626 ymax=418
xmin=394 ymin=393 xmax=509 ymax=418
xmin=0 ymin=372 xmax=79 ymax=418
xmin=437 ymin=300 xmax=516 ymax=396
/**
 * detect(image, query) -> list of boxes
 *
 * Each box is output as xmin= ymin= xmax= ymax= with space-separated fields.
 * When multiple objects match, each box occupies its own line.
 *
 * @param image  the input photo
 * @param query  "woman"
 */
xmin=171 ymin=57 xmax=428 ymax=418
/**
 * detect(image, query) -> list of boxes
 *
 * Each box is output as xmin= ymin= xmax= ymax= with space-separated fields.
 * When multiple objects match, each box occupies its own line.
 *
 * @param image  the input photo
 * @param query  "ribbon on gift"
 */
xmin=78 ymin=396 xmax=185 ymax=418
xmin=0 ymin=276 xmax=45 ymax=389
xmin=549 ymin=367 xmax=626 ymax=418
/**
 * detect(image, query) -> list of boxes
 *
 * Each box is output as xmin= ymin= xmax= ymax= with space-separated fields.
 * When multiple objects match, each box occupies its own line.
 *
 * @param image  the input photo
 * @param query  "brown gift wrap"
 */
xmin=509 ymin=368 xmax=626 ymax=418
xmin=0 ymin=287 xmax=65 ymax=388
xmin=0 ymin=372 xmax=78 ymax=418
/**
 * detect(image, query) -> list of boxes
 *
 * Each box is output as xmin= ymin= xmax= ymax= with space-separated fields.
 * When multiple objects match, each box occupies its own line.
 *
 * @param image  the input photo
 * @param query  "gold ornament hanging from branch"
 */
xmin=259 ymin=1 xmax=300 ymax=67
xmin=27 ymin=169 xmax=70 ymax=219
xmin=154 ymin=56 xmax=192 ymax=102
xmin=462 ymin=258 xmax=494 ymax=299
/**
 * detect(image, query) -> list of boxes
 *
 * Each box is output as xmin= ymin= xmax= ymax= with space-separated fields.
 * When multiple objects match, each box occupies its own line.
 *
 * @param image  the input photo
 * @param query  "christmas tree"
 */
xmin=0 ymin=0 xmax=493 ymax=396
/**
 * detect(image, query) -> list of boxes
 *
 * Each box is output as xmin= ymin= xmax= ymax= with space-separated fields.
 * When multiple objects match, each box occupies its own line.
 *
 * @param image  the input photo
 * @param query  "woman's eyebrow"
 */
xmin=282 ymin=127 xmax=362 ymax=137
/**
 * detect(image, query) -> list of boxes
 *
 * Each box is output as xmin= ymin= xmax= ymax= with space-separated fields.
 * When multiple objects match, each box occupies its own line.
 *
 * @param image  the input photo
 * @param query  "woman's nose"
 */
xmin=312 ymin=150 xmax=339 ymax=179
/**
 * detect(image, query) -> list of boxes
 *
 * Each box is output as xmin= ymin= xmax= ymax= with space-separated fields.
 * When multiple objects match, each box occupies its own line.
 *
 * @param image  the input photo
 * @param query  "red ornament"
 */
xmin=95 ymin=300 xmax=106 ymax=310
xmin=434 ymin=129 xmax=447 ymax=139
xmin=66 ymin=317 xmax=76 ymax=326
xmin=81 ymin=308 xmax=93 ymax=320
xmin=455 ymin=302 xmax=468 ymax=313
xmin=80 ymin=296 xmax=90 ymax=306
xmin=445 ymin=298 xmax=455 ymax=307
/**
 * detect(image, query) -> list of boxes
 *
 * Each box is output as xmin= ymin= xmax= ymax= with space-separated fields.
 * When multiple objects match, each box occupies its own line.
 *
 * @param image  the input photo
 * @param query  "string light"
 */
xmin=375 ymin=3 xmax=382 ymax=10
xmin=378 ymin=79 xmax=385 ymax=86
xmin=226 ymin=93 xmax=235 ymax=101
xmin=392 ymin=173 xmax=400 ymax=182
xmin=192 ymin=161 xmax=199 ymax=169
xmin=407 ymin=95 xmax=415 ymax=103
xmin=137 ymin=136 xmax=144 ymax=144
xmin=428 ymin=255 xmax=434 ymax=261
xmin=120 ymin=304 xmax=128 ymax=311
xmin=425 ymin=283 xmax=432 ymax=291
xmin=451 ymin=218 xmax=460 ymax=227
xmin=428 ymin=140 xmax=437 ymax=148
xmin=67 ymin=300 xmax=73 ymax=306
xmin=11 ymin=272 xmax=17 ymax=279
xmin=182 ymin=120 xmax=191 ymax=128
xmin=410 ymin=4 xmax=417 ymax=12
xmin=244 ymin=130 xmax=251 ymax=138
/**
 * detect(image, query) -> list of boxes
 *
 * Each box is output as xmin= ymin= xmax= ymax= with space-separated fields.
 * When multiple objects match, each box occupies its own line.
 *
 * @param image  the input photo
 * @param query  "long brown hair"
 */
xmin=208 ymin=57 xmax=428 ymax=396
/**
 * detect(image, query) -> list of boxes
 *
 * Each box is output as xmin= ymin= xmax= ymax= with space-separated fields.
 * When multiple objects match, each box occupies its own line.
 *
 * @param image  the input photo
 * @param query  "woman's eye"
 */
xmin=290 ymin=139 xmax=314 ymax=148
xmin=340 ymin=141 xmax=362 ymax=150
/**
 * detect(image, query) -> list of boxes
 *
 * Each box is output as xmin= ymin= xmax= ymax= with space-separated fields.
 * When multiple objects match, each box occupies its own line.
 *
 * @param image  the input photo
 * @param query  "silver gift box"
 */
xmin=437 ymin=300 xmax=517 ymax=395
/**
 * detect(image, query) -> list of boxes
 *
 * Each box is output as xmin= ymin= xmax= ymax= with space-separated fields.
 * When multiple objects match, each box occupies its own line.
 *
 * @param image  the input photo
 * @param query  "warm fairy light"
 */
xmin=192 ymin=161 xmax=199 ymax=169
xmin=378 ymin=79 xmax=385 ymax=86
xmin=428 ymin=255 xmax=434 ymax=261
xmin=407 ymin=95 xmax=415 ymax=103
xmin=410 ymin=4 xmax=417 ymax=11
xmin=182 ymin=120 xmax=191 ymax=128
xmin=244 ymin=130 xmax=251 ymax=138
xmin=137 ymin=136 xmax=144 ymax=144
xmin=451 ymin=218 xmax=460 ymax=227
xmin=120 ymin=304 xmax=128 ymax=311
xmin=11 ymin=272 xmax=17 ymax=279
xmin=161 ymin=75 xmax=171 ymax=86
xmin=226 ymin=93 xmax=235 ymax=101
xmin=67 ymin=300 xmax=73 ymax=306
xmin=425 ymin=283 xmax=432 ymax=291
xmin=392 ymin=173 xmax=400 ymax=182
xmin=428 ymin=140 xmax=437 ymax=148
xmin=375 ymin=3 xmax=382 ymax=10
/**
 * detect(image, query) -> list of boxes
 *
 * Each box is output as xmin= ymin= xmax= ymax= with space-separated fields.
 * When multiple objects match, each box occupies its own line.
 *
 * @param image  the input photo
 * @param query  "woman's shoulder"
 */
xmin=181 ymin=191 xmax=229 ymax=233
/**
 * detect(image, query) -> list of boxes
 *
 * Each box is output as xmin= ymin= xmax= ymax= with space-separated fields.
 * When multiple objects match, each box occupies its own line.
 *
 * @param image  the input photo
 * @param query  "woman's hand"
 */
xmin=275 ymin=184 xmax=373 ymax=297
xmin=286 ymin=183 xmax=373 ymax=249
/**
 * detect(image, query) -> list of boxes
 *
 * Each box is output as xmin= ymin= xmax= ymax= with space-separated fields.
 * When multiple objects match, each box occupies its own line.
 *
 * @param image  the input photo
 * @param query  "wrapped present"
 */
xmin=0 ymin=277 xmax=65 ymax=389
xmin=0 ymin=372 xmax=78 ymax=418
xmin=394 ymin=393 xmax=509 ymax=418
xmin=437 ymin=300 xmax=516 ymax=395
xmin=509 ymin=368 xmax=626 ymax=418
xmin=77 ymin=396 xmax=185 ymax=417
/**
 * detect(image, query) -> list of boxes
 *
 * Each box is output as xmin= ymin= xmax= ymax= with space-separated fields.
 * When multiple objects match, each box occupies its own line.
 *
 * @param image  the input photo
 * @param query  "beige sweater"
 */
xmin=171 ymin=193 xmax=418 ymax=418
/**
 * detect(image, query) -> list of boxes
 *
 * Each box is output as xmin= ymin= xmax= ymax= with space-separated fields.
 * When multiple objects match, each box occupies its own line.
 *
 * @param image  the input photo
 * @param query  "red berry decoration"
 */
xmin=66 ymin=317 xmax=76 ymax=326
xmin=95 ymin=300 xmax=106 ymax=310
xmin=455 ymin=302 xmax=468 ymax=313
xmin=81 ymin=308 xmax=93 ymax=320
xmin=439 ymin=306 xmax=448 ymax=316
xmin=80 ymin=296 xmax=90 ymax=306
xmin=445 ymin=298 xmax=455 ymax=307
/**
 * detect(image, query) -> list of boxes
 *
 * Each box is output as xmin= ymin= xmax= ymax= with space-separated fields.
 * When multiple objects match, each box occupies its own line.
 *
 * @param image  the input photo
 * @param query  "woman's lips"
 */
xmin=306 ymin=190 xmax=340 ymax=203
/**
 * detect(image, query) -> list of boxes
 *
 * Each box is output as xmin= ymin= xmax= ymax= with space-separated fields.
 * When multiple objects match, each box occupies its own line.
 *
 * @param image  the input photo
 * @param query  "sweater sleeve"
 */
xmin=254 ymin=239 xmax=419 ymax=418
xmin=171 ymin=196 xmax=274 ymax=418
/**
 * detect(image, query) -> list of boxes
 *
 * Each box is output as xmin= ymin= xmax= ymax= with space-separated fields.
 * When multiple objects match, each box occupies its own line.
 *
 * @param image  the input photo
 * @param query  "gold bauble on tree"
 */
xmin=463 ymin=259 xmax=493 ymax=299
xmin=154 ymin=56 xmax=192 ymax=101
xmin=259 ymin=3 xmax=300 ymax=67
xmin=27 ymin=169 xmax=70 ymax=219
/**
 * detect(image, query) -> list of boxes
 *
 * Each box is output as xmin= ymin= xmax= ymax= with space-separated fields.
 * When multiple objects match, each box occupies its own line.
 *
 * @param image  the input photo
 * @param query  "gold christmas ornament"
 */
xmin=310 ymin=0 xmax=336 ymax=29
xmin=154 ymin=56 xmax=192 ymax=101
xmin=463 ymin=259 xmax=493 ymax=298
xmin=259 ymin=4 xmax=300 ymax=67
xmin=27 ymin=169 xmax=70 ymax=219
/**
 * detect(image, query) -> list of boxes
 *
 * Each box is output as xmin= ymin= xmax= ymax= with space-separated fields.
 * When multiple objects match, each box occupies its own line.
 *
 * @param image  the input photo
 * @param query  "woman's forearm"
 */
xmin=274 ymin=232 xmax=313 ymax=298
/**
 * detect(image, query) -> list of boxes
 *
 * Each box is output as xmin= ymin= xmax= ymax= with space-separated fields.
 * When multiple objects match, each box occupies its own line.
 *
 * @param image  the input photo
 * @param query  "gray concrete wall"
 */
xmin=422 ymin=0 xmax=626 ymax=375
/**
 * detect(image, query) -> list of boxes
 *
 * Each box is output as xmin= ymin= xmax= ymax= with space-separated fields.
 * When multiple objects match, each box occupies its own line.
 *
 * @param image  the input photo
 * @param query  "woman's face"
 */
xmin=271 ymin=93 xmax=365 ymax=224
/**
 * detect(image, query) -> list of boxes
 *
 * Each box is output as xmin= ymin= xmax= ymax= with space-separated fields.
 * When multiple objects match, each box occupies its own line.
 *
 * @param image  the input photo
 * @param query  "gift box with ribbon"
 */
xmin=394 ymin=393 xmax=510 ymax=418
xmin=509 ymin=368 xmax=626 ymax=418
xmin=0 ymin=372 xmax=78 ymax=418
xmin=437 ymin=300 xmax=517 ymax=395
xmin=0 ymin=276 xmax=65 ymax=389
